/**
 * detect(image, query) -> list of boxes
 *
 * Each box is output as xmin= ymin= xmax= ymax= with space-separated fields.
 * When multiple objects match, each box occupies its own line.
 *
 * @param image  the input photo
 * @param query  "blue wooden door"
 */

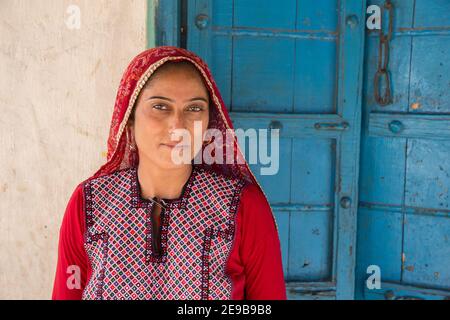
xmin=155 ymin=0 xmax=366 ymax=299
xmin=356 ymin=0 xmax=450 ymax=300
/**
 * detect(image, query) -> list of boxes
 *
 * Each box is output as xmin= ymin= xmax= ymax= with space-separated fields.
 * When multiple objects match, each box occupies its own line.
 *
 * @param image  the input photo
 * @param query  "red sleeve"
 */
xmin=238 ymin=184 xmax=287 ymax=300
xmin=52 ymin=183 xmax=89 ymax=300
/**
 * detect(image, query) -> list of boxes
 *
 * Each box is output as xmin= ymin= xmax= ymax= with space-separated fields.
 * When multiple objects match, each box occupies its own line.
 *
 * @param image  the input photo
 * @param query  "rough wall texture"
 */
xmin=0 ymin=0 xmax=147 ymax=299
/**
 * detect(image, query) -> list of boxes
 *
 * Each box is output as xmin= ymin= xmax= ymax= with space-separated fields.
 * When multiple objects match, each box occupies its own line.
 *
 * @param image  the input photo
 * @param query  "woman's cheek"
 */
xmin=138 ymin=109 xmax=167 ymax=132
xmin=141 ymin=106 xmax=164 ymax=120
xmin=191 ymin=125 xmax=208 ymax=156
xmin=135 ymin=120 xmax=161 ymax=150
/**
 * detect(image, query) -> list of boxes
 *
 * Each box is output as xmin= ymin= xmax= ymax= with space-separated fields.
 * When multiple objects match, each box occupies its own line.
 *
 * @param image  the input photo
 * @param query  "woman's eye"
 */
xmin=187 ymin=106 xmax=203 ymax=112
xmin=153 ymin=104 xmax=168 ymax=111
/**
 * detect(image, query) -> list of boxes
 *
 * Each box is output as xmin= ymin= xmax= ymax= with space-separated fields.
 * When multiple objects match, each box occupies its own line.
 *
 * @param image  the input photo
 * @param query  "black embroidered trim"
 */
xmin=130 ymin=167 xmax=144 ymax=209
xmin=226 ymin=179 xmax=247 ymax=242
xmin=144 ymin=205 xmax=170 ymax=264
xmin=130 ymin=165 xmax=198 ymax=210
xmin=200 ymin=178 xmax=247 ymax=300
xmin=175 ymin=166 xmax=198 ymax=210
xmin=95 ymin=233 xmax=109 ymax=300
xmin=200 ymin=227 xmax=213 ymax=300
xmin=83 ymin=180 xmax=109 ymax=300
xmin=84 ymin=181 xmax=94 ymax=232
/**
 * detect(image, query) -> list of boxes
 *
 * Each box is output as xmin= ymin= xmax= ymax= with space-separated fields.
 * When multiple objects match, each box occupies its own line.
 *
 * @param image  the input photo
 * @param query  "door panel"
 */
xmin=232 ymin=37 xmax=296 ymax=113
xmin=410 ymin=36 xmax=450 ymax=114
xmin=404 ymin=213 xmax=450 ymax=289
xmin=289 ymin=209 xmax=334 ymax=280
xmin=356 ymin=0 xmax=450 ymax=299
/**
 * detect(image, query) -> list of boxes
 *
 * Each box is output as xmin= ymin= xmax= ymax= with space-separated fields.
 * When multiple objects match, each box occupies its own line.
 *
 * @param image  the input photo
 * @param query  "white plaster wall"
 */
xmin=0 ymin=0 xmax=148 ymax=299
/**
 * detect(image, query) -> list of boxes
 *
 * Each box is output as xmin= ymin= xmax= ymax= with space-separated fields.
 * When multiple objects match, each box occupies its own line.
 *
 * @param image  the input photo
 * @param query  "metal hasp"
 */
xmin=314 ymin=121 xmax=350 ymax=131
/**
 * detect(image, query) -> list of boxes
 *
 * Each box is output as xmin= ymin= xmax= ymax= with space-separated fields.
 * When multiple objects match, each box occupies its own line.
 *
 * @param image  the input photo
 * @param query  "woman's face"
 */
xmin=130 ymin=62 xmax=210 ymax=170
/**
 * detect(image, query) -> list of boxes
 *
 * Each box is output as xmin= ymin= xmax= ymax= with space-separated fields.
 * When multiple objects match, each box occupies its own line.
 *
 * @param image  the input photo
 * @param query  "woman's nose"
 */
xmin=168 ymin=111 xmax=186 ymax=132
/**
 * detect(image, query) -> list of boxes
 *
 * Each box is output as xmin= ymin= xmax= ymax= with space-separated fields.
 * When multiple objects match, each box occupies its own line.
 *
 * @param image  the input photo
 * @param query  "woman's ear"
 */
xmin=127 ymin=113 xmax=135 ymax=129
xmin=126 ymin=122 xmax=137 ymax=150
xmin=128 ymin=122 xmax=135 ymax=137
xmin=125 ymin=120 xmax=135 ymax=145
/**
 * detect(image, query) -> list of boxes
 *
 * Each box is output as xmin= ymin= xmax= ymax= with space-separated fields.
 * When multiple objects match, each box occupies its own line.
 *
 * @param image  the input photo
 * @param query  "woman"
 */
xmin=52 ymin=46 xmax=286 ymax=300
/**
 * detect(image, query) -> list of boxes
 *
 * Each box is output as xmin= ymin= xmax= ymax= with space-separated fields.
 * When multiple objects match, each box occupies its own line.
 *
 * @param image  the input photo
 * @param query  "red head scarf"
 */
xmin=90 ymin=46 xmax=273 ymax=222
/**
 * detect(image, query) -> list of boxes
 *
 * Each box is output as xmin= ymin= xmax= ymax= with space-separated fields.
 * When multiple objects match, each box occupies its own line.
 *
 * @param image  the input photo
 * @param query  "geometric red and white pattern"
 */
xmin=81 ymin=165 xmax=246 ymax=300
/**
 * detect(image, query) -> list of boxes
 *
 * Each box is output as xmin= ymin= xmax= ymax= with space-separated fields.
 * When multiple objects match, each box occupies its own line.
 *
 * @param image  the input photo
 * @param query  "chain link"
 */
xmin=374 ymin=0 xmax=394 ymax=106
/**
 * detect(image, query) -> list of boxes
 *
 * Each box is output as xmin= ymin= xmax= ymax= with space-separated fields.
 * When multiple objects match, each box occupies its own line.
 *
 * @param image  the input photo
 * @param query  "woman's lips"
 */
xmin=161 ymin=143 xmax=189 ymax=149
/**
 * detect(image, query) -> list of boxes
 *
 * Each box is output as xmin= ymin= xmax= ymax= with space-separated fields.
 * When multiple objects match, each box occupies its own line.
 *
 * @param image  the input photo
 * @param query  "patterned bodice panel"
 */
xmin=81 ymin=166 xmax=246 ymax=300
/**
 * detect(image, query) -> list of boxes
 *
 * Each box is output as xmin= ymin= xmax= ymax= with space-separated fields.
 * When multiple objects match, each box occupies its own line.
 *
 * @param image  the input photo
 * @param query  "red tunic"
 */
xmin=52 ymin=180 xmax=286 ymax=300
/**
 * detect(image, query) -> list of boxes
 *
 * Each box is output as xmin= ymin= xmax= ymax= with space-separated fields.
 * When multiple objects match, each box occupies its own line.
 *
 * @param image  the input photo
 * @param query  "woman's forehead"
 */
xmin=154 ymin=61 xmax=203 ymax=79
xmin=144 ymin=62 xmax=209 ymax=94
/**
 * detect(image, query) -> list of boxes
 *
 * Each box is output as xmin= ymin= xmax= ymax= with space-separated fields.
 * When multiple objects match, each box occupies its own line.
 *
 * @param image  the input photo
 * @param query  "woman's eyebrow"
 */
xmin=187 ymin=97 xmax=208 ymax=103
xmin=147 ymin=96 xmax=208 ymax=103
xmin=147 ymin=96 xmax=174 ymax=102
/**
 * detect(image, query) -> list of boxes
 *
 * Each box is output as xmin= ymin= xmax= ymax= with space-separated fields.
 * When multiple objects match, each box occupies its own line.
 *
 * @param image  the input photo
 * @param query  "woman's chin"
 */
xmin=138 ymin=147 xmax=193 ymax=169
xmin=159 ymin=154 xmax=192 ymax=170
xmin=163 ymin=147 xmax=194 ymax=165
